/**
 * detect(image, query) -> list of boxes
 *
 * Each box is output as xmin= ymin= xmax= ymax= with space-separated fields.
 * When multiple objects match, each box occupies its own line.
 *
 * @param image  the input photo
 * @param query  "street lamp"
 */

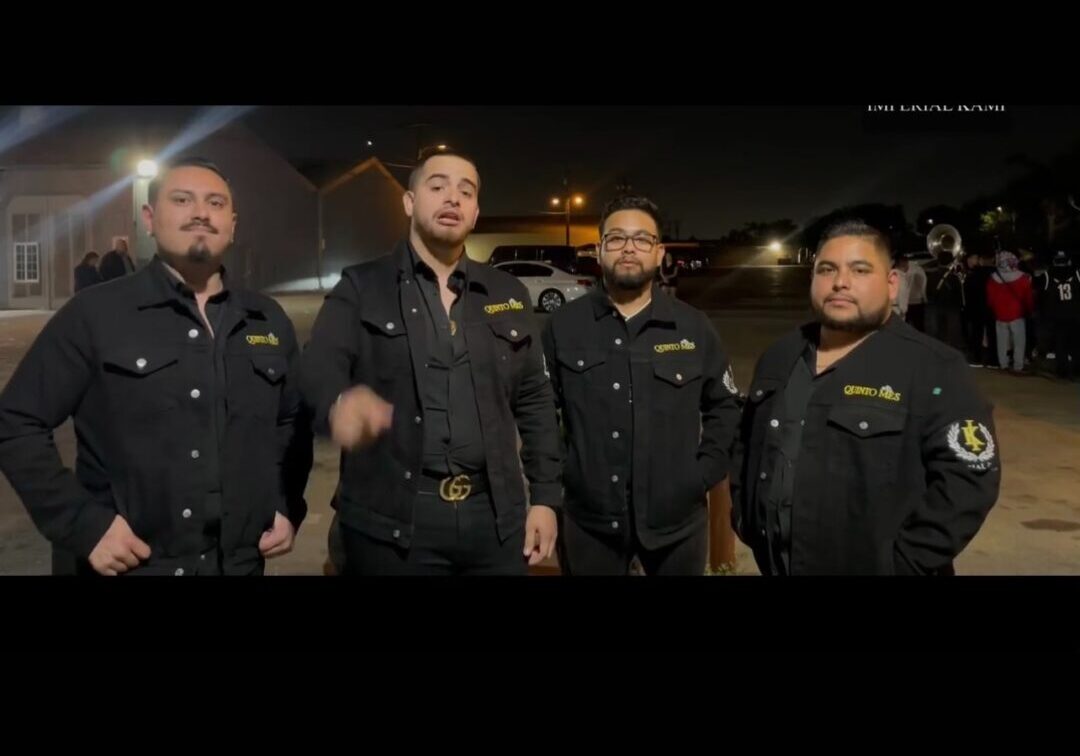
xmin=136 ymin=159 xmax=158 ymax=179
xmin=133 ymin=158 xmax=160 ymax=267
xmin=550 ymin=192 xmax=586 ymax=245
xmin=768 ymin=240 xmax=782 ymax=252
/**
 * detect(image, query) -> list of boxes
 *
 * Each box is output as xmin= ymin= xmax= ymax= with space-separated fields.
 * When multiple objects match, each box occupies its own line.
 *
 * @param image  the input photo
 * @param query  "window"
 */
xmin=518 ymin=263 xmax=554 ymax=277
xmin=14 ymin=242 xmax=41 ymax=284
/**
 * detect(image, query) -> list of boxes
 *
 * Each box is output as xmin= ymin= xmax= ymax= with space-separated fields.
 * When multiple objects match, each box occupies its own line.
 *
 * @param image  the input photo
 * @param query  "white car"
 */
xmin=493 ymin=261 xmax=595 ymax=312
xmin=903 ymin=250 xmax=940 ymax=269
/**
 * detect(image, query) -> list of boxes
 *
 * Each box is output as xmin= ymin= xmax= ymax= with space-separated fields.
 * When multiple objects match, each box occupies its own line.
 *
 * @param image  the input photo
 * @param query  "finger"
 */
xmin=91 ymin=558 xmax=115 ymax=576
xmin=542 ymin=529 xmax=557 ymax=560
xmin=259 ymin=531 xmax=283 ymax=553
xmin=265 ymin=542 xmax=292 ymax=558
xmin=130 ymin=537 xmax=152 ymax=561
xmin=376 ymin=401 xmax=394 ymax=431
xmin=523 ymin=526 xmax=538 ymax=557
xmin=274 ymin=513 xmax=294 ymax=536
xmin=117 ymin=550 xmax=140 ymax=569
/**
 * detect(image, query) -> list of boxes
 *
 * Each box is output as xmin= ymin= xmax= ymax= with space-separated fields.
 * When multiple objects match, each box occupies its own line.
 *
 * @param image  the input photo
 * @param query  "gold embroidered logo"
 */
xmin=484 ymin=298 xmax=526 ymax=315
xmin=654 ymin=338 xmax=697 ymax=354
xmin=877 ymin=385 xmax=902 ymax=402
xmin=246 ymin=332 xmax=280 ymax=346
xmin=960 ymin=419 xmax=986 ymax=453
xmin=946 ymin=420 xmax=995 ymax=470
xmin=843 ymin=384 xmax=902 ymax=402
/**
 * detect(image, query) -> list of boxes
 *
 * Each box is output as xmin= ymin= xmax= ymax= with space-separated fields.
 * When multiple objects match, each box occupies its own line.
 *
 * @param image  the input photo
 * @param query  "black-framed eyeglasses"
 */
xmin=602 ymin=233 xmax=659 ymax=253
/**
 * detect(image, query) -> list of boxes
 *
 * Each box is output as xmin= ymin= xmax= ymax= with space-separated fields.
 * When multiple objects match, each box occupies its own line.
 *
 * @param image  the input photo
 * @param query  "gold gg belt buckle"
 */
xmin=438 ymin=474 xmax=472 ymax=503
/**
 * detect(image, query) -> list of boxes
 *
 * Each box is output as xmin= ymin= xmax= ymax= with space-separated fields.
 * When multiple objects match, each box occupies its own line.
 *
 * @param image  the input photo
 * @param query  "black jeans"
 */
xmin=1051 ymin=318 xmax=1080 ymax=378
xmin=927 ymin=304 xmax=964 ymax=352
xmin=963 ymin=310 xmax=997 ymax=365
xmin=342 ymin=490 xmax=527 ymax=576
xmin=559 ymin=511 xmax=707 ymax=576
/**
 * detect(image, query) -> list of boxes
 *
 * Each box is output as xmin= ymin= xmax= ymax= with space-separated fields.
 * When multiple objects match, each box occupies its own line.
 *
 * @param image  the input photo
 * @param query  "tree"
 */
xmin=795 ymin=204 xmax=910 ymax=253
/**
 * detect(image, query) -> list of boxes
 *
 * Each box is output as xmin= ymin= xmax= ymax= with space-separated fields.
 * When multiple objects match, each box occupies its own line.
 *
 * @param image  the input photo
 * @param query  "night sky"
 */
xmin=242 ymin=105 xmax=1080 ymax=238
xmin=8 ymin=105 xmax=1080 ymax=239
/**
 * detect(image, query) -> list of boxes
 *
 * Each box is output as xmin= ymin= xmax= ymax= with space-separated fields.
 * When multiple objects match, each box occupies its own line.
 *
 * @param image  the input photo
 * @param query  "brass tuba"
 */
xmin=927 ymin=223 xmax=963 ymax=259
xmin=927 ymin=224 xmax=965 ymax=290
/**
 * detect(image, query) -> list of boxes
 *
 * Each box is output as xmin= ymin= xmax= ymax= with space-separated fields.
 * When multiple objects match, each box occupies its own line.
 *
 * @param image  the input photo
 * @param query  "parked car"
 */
xmin=493 ymin=261 xmax=595 ymax=312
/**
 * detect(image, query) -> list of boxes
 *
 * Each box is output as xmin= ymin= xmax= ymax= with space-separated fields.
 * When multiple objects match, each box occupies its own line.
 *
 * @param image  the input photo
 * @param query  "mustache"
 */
xmin=182 ymin=222 xmax=219 ymax=234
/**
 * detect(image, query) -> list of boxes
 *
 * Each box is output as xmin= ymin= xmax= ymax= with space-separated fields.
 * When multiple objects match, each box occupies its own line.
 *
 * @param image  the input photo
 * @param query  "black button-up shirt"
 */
xmin=408 ymin=246 xmax=485 ymax=474
xmin=761 ymin=340 xmax=842 ymax=574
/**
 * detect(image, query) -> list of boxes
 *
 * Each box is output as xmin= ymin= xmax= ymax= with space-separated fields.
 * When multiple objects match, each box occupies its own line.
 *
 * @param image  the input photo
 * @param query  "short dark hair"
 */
xmin=599 ymin=194 xmax=663 ymax=237
xmin=148 ymin=156 xmax=232 ymax=208
xmin=815 ymin=218 xmax=893 ymax=264
xmin=408 ymin=148 xmax=480 ymax=192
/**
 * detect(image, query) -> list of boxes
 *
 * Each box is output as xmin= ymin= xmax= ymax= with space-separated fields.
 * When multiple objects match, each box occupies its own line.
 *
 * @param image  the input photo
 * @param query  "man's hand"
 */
xmin=88 ymin=516 xmax=152 ymax=576
xmin=329 ymin=385 xmax=394 ymax=451
xmin=523 ymin=505 xmax=558 ymax=566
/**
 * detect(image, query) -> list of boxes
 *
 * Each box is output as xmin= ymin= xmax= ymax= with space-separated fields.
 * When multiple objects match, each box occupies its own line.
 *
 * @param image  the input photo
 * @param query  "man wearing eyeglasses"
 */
xmin=541 ymin=195 xmax=741 ymax=575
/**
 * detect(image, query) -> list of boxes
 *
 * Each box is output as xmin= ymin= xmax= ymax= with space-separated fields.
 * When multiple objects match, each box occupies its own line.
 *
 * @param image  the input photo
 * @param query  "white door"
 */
xmin=8 ymin=195 xmax=90 ymax=309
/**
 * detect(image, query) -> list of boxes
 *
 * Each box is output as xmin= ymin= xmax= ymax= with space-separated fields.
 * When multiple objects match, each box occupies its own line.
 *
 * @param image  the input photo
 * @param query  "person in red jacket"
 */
xmin=986 ymin=251 xmax=1035 ymax=374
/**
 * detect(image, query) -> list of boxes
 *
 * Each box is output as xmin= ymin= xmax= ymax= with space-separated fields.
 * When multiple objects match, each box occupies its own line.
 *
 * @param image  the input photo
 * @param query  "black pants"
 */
xmin=342 ymin=491 xmax=527 ymax=576
xmin=963 ymin=311 xmax=997 ymax=365
xmin=559 ymin=511 xmax=708 ymax=576
xmin=327 ymin=510 xmax=346 ymax=574
xmin=51 ymin=546 xmax=78 ymax=575
xmin=1051 ymin=318 xmax=1080 ymax=378
xmin=927 ymin=304 xmax=964 ymax=351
